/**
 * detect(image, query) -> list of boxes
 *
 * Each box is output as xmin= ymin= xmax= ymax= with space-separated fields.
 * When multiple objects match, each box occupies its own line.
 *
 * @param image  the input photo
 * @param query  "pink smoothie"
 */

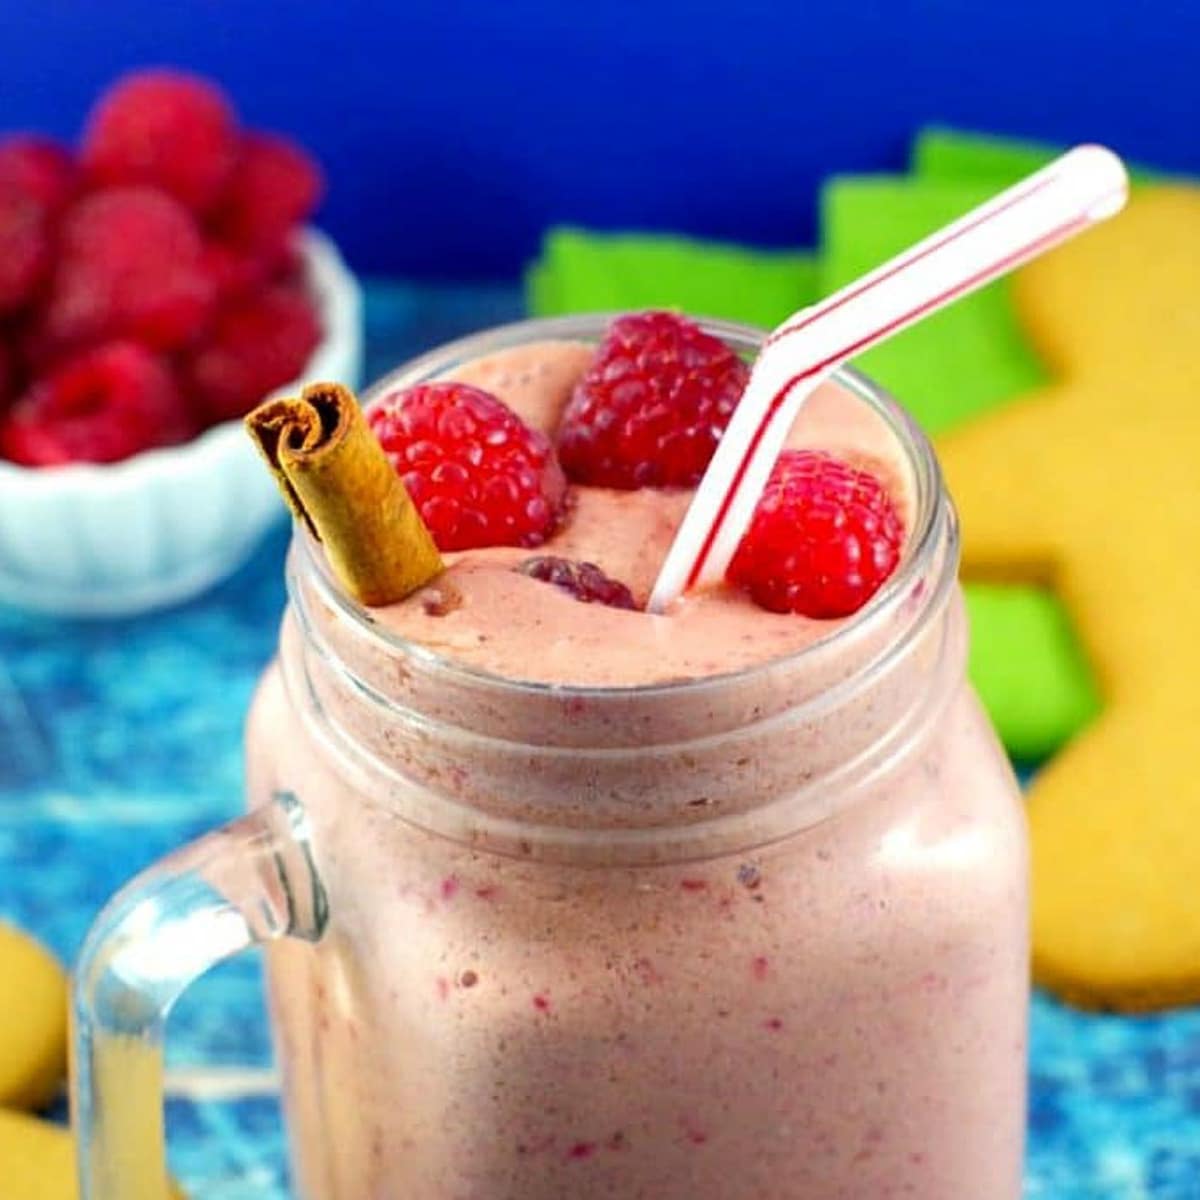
xmin=247 ymin=336 xmax=1028 ymax=1198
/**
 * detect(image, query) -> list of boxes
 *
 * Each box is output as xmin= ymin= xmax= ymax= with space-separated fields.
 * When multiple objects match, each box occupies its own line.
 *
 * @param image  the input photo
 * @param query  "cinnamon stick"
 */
xmin=245 ymin=383 xmax=443 ymax=605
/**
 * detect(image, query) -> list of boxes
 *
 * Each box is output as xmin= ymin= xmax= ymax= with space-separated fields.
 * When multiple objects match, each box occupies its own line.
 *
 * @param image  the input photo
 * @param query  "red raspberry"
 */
xmin=266 ymin=240 xmax=307 ymax=287
xmin=518 ymin=556 xmax=637 ymax=609
xmin=9 ymin=313 xmax=57 ymax=376
xmin=727 ymin=450 xmax=904 ymax=619
xmin=183 ymin=286 xmax=321 ymax=425
xmin=81 ymin=69 xmax=238 ymax=214
xmin=0 ymin=341 xmax=14 ymax=408
xmin=0 ymin=184 xmax=51 ymax=316
xmin=557 ymin=311 xmax=749 ymax=489
xmin=0 ymin=341 xmax=191 ymax=466
xmin=211 ymin=132 xmax=323 ymax=249
xmin=200 ymin=240 xmax=262 ymax=302
xmin=39 ymin=187 xmax=215 ymax=354
xmin=0 ymin=136 xmax=77 ymax=215
xmin=201 ymin=236 xmax=301 ymax=303
xmin=366 ymin=382 xmax=567 ymax=552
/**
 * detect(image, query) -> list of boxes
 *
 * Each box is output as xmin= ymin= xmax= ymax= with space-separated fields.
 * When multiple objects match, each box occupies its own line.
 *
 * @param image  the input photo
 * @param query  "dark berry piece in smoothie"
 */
xmin=518 ymin=555 xmax=637 ymax=609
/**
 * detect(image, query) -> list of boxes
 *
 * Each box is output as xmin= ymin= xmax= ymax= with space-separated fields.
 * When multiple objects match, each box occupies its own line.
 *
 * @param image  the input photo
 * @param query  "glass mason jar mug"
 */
xmin=72 ymin=315 xmax=1028 ymax=1200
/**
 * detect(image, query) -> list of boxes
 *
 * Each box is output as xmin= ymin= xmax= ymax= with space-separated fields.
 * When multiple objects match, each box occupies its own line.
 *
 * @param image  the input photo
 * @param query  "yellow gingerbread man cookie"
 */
xmin=0 ymin=922 xmax=68 ymax=1109
xmin=0 ymin=1109 xmax=78 ymax=1200
xmin=937 ymin=186 xmax=1200 ymax=1010
xmin=0 ymin=1108 xmax=187 ymax=1199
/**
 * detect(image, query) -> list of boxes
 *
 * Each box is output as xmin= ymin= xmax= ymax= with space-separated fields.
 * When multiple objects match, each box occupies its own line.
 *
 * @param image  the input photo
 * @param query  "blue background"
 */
xmin=2 ymin=0 xmax=1197 ymax=276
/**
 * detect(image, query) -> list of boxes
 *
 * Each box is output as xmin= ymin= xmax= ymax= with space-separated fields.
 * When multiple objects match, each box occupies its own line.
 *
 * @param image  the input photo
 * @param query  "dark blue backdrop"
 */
xmin=2 ymin=1 xmax=1195 ymax=277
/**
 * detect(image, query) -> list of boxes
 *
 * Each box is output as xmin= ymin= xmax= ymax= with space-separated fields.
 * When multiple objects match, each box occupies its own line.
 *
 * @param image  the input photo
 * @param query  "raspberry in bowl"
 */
xmin=0 ymin=69 xmax=361 ymax=615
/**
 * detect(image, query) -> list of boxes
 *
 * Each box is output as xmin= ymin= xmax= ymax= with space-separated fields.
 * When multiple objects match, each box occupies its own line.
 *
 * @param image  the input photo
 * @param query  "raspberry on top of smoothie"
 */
xmin=367 ymin=380 xmax=567 ymax=552
xmin=727 ymin=449 xmax=904 ymax=619
xmin=556 ymin=310 xmax=749 ymax=489
xmin=352 ymin=312 xmax=913 ymax=686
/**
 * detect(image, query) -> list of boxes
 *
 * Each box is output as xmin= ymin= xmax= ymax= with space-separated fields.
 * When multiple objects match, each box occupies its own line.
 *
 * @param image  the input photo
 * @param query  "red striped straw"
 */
xmin=647 ymin=144 xmax=1128 ymax=614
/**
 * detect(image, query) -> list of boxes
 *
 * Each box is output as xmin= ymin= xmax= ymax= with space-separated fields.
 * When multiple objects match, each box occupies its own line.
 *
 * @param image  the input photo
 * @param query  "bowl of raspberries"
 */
xmin=0 ymin=68 xmax=362 ymax=615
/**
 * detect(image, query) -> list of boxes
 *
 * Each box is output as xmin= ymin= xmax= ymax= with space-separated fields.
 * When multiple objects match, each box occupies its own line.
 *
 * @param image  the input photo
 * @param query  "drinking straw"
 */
xmin=647 ymin=145 xmax=1128 ymax=613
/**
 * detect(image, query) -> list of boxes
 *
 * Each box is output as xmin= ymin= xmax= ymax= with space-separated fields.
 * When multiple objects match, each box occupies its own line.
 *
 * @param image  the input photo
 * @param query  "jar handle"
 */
xmin=70 ymin=791 xmax=326 ymax=1200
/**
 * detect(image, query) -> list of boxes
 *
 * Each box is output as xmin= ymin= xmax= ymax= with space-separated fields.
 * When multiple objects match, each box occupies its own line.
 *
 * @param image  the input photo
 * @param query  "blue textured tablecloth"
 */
xmin=1 ymin=281 xmax=1198 ymax=1199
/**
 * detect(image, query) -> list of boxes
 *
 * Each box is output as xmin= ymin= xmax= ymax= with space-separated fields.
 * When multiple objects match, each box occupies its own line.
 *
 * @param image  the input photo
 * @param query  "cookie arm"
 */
xmin=935 ymin=396 xmax=1063 ymax=579
xmin=1029 ymin=701 xmax=1200 ymax=1011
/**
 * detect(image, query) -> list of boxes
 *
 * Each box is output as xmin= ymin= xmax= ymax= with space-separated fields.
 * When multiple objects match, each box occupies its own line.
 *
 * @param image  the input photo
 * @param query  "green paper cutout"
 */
xmin=526 ymin=227 xmax=818 ymax=330
xmin=819 ymin=175 xmax=1048 ymax=434
xmin=913 ymin=127 xmax=1061 ymax=185
xmin=913 ymin=126 xmax=1164 ymax=187
xmin=965 ymin=583 xmax=1102 ymax=762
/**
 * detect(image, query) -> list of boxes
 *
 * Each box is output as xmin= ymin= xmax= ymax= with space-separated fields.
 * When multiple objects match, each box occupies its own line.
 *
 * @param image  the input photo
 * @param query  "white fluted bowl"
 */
xmin=0 ymin=229 xmax=362 ymax=616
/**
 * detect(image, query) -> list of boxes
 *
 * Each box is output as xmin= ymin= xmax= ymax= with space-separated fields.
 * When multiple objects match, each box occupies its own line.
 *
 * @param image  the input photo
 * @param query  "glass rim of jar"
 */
xmin=291 ymin=311 xmax=956 ymax=704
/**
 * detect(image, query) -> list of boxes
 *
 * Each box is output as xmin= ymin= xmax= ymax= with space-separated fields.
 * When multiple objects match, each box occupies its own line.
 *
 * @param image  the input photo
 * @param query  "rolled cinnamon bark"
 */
xmin=245 ymin=383 xmax=443 ymax=605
